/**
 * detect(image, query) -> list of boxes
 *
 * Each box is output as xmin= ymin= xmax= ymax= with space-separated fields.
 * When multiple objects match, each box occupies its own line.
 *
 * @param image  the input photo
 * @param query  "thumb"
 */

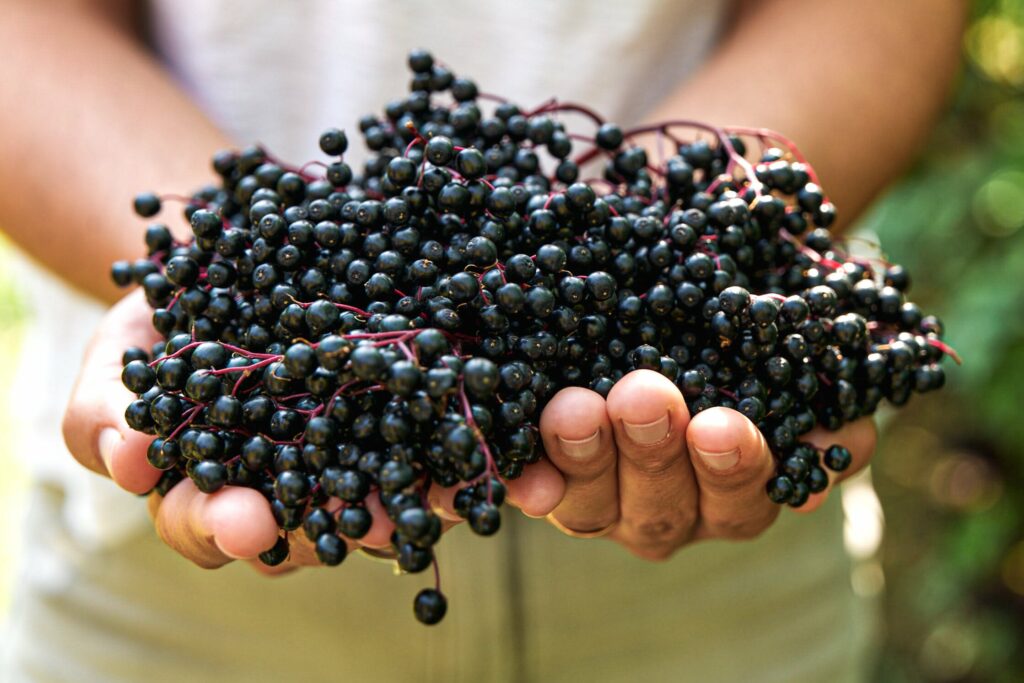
xmin=62 ymin=289 xmax=163 ymax=493
xmin=152 ymin=479 xmax=280 ymax=569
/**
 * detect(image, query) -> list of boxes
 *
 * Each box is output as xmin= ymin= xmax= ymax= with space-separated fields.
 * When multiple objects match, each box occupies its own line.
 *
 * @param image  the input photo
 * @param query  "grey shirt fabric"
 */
xmin=3 ymin=485 xmax=876 ymax=682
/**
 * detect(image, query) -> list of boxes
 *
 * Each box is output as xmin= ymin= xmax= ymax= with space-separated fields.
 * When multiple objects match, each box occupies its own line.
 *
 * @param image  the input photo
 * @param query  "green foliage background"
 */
xmin=866 ymin=0 xmax=1024 ymax=679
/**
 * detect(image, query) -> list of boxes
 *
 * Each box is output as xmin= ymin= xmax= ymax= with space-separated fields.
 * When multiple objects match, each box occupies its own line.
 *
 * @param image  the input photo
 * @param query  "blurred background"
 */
xmin=1 ymin=0 xmax=1022 ymax=679
xmin=0 ymin=233 xmax=28 ymax=619
xmin=859 ymin=0 xmax=1024 ymax=679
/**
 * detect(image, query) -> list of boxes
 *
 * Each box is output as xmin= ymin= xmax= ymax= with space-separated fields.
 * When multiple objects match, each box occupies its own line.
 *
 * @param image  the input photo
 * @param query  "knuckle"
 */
xmin=704 ymin=508 xmax=777 ymax=540
xmin=622 ymin=512 xmax=695 ymax=547
xmin=565 ymin=452 xmax=616 ymax=482
xmin=627 ymin=542 xmax=678 ymax=562
xmin=696 ymin=462 xmax=766 ymax=494
xmin=622 ymin=445 xmax=683 ymax=477
xmin=635 ymin=518 xmax=676 ymax=543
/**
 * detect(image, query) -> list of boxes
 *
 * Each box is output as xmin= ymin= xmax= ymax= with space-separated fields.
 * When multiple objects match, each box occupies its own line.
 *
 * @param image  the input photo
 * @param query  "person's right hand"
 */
xmin=61 ymin=289 xmax=566 ymax=573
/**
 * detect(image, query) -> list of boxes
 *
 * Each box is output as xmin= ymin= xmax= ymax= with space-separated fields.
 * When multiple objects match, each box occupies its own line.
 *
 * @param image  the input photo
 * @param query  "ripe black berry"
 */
xmin=338 ymin=506 xmax=373 ymax=539
xmin=192 ymin=460 xmax=228 ymax=494
xmin=319 ymin=128 xmax=349 ymax=156
xmin=274 ymin=470 xmax=310 ymax=506
xmin=133 ymin=192 xmax=161 ymax=217
xmin=314 ymin=533 xmax=347 ymax=566
xmin=823 ymin=445 xmax=852 ymax=472
xmin=766 ymin=475 xmax=794 ymax=504
xmin=595 ymin=123 xmax=624 ymax=150
xmin=122 ymin=360 xmax=156 ymax=394
xmin=258 ymin=536 xmax=290 ymax=567
xmin=113 ymin=48 xmax=953 ymax=627
xmin=413 ymin=588 xmax=447 ymax=625
xmin=468 ymin=502 xmax=501 ymax=536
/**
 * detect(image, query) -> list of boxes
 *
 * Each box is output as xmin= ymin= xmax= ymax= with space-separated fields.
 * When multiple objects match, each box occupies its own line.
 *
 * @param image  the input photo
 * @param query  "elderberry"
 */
xmin=112 ymin=49 xmax=954 ymax=627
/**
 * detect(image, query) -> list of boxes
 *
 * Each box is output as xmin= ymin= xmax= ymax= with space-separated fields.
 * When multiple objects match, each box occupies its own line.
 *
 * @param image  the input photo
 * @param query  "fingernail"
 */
xmin=506 ymin=500 xmax=546 ymax=520
xmin=622 ymin=413 xmax=670 ymax=445
xmin=695 ymin=447 xmax=740 ymax=471
xmin=98 ymin=428 xmax=122 ymax=470
xmin=558 ymin=430 xmax=601 ymax=459
xmin=432 ymin=505 xmax=462 ymax=523
xmin=214 ymin=542 xmax=246 ymax=560
xmin=202 ymin=497 xmax=245 ymax=560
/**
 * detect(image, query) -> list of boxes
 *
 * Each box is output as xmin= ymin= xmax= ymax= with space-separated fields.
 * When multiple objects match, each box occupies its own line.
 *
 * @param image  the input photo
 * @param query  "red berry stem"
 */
xmin=925 ymin=338 xmax=963 ymax=365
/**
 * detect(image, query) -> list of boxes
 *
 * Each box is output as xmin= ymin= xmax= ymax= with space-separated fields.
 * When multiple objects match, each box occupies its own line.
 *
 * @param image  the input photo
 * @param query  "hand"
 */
xmin=60 ymin=290 xmax=566 ymax=572
xmin=537 ymin=370 xmax=877 ymax=560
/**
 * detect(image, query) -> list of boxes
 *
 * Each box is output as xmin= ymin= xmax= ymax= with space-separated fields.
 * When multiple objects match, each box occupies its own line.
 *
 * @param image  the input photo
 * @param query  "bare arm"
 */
xmin=649 ymin=0 xmax=967 ymax=229
xmin=0 ymin=0 xmax=230 ymax=303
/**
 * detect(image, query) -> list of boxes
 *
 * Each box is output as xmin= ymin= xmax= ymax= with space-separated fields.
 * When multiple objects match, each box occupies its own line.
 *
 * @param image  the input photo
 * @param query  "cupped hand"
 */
xmin=60 ymin=290 xmax=566 ymax=573
xmin=62 ymin=291 xmax=874 ymax=571
xmin=532 ymin=370 xmax=876 ymax=560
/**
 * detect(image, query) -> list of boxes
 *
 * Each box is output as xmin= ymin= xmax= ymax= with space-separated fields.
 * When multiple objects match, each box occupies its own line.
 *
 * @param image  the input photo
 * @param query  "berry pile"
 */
xmin=112 ymin=50 xmax=956 ymax=624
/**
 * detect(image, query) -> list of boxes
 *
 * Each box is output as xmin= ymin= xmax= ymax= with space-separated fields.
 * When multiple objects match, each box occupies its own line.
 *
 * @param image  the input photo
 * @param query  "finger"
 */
xmin=248 ymin=558 xmax=300 ymax=577
xmin=357 ymin=494 xmax=396 ymax=548
xmin=505 ymin=457 xmax=566 ymax=518
xmin=247 ymin=533 xmax=351 ymax=577
xmin=427 ymin=484 xmax=465 ymax=522
xmin=241 ymin=494 xmax=399 ymax=574
xmin=539 ymin=387 xmax=619 ymax=535
xmin=793 ymin=417 xmax=877 ymax=514
xmin=605 ymin=370 xmax=696 ymax=560
xmin=687 ymin=407 xmax=779 ymax=540
xmin=249 ymin=496 xmax=374 ymax=576
xmin=153 ymin=479 xmax=279 ymax=569
xmin=62 ymin=289 xmax=162 ymax=493
xmin=251 ymin=532 xmax=322 ymax=576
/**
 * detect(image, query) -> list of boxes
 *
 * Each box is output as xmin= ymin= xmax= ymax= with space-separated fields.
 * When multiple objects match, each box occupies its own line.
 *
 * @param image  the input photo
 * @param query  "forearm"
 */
xmin=651 ymin=0 xmax=966 ymax=228
xmin=0 ymin=1 xmax=231 ymax=303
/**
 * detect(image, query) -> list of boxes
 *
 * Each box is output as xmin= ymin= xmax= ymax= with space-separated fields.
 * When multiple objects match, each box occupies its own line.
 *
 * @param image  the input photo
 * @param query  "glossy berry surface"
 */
xmin=111 ymin=49 xmax=955 ymax=625
xmin=413 ymin=588 xmax=448 ymax=625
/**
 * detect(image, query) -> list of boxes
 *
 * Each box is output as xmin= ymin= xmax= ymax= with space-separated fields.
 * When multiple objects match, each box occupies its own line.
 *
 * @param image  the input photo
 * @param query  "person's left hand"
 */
xmin=59 ymin=290 xmax=565 ymax=574
xmin=529 ymin=370 xmax=876 ymax=560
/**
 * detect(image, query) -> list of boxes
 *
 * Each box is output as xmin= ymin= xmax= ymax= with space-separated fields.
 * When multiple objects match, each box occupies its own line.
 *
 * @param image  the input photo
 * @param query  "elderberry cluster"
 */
xmin=111 ymin=49 xmax=954 ymax=625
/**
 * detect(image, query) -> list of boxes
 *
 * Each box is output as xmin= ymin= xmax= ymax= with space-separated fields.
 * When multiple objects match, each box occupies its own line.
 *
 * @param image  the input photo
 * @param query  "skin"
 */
xmin=2 ymin=0 xmax=965 ymax=569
